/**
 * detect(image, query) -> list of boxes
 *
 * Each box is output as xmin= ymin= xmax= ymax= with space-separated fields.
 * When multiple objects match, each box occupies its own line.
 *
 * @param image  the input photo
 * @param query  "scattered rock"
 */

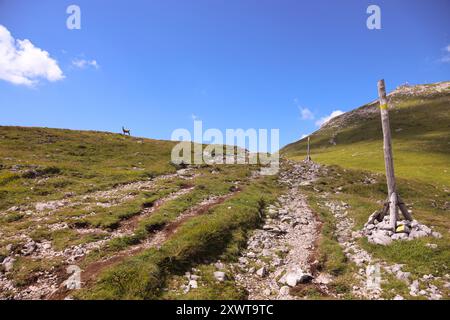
xmin=396 ymin=271 xmax=411 ymax=282
xmin=409 ymin=280 xmax=419 ymax=296
xmin=21 ymin=241 xmax=36 ymax=256
xmin=369 ymin=231 xmax=392 ymax=246
xmin=256 ymin=267 xmax=266 ymax=278
xmin=279 ymin=286 xmax=290 ymax=296
xmin=314 ymin=273 xmax=333 ymax=285
xmin=190 ymin=274 xmax=201 ymax=281
xmin=391 ymin=233 xmax=408 ymax=241
xmin=432 ymin=232 xmax=442 ymax=239
xmin=181 ymin=284 xmax=190 ymax=294
xmin=363 ymin=214 xmax=439 ymax=244
xmin=2 ymin=257 xmax=15 ymax=272
xmin=283 ymin=270 xmax=312 ymax=287
xmin=409 ymin=230 xmax=428 ymax=239
xmin=213 ymin=271 xmax=226 ymax=282
xmin=188 ymin=280 xmax=198 ymax=289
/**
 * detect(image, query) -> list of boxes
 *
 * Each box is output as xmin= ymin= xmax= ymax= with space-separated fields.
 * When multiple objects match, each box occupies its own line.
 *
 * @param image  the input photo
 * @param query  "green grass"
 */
xmin=282 ymin=94 xmax=450 ymax=187
xmin=283 ymin=88 xmax=450 ymax=298
xmin=79 ymin=165 xmax=256 ymax=263
xmin=0 ymin=175 xmax=186 ymax=252
xmin=162 ymin=264 xmax=247 ymax=300
xmin=29 ymin=227 xmax=108 ymax=251
xmin=0 ymin=126 xmax=280 ymax=299
xmin=0 ymin=126 xmax=179 ymax=210
xmin=136 ymin=165 xmax=250 ymax=233
xmin=8 ymin=256 xmax=63 ymax=287
xmin=302 ymin=165 xmax=449 ymax=297
xmin=2 ymin=85 xmax=448 ymax=300
xmin=75 ymin=175 xmax=282 ymax=299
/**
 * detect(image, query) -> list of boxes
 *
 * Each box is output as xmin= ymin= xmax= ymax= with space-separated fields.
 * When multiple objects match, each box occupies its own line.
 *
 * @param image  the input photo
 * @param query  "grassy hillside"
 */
xmin=0 ymin=126 xmax=282 ymax=300
xmin=282 ymin=82 xmax=450 ymax=187
xmin=0 ymin=126 xmax=179 ymax=211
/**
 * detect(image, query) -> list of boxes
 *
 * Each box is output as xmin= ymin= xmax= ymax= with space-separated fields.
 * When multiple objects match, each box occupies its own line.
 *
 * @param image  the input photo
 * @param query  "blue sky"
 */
xmin=0 ymin=0 xmax=449 ymax=150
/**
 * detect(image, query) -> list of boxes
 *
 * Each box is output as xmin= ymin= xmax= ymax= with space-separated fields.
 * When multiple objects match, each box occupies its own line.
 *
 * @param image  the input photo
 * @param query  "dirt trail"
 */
xmin=110 ymin=185 xmax=195 ymax=237
xmin=50 ymin=190 xmax=239 ymax=300
xmin=2 ymin=172 xmax=179 ymax=216
xmin=0 ymin=170 xmax=197 ymax=300
xmin=0 ymin=169 xmax=196 ymax=244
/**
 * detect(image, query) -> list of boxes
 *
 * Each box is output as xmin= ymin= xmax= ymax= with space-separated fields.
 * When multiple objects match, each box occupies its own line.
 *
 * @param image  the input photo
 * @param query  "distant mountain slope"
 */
xmin=281 ymin=82 xmax=450 ymax=186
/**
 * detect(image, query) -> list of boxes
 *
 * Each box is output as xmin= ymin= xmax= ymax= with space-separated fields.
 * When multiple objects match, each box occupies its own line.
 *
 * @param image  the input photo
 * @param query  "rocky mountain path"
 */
xmin=229 ymin=160 xmax=446 ymax=300
xmin=232 ymin=160 xmax=324 ymax=299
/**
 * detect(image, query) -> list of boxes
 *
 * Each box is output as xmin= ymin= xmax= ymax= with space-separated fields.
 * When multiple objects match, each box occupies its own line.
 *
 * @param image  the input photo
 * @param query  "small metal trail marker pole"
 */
xmin=306 ymin=136 xmax=311 ymax=161
xmin=377 ymin=79 xmax=412 ymax=230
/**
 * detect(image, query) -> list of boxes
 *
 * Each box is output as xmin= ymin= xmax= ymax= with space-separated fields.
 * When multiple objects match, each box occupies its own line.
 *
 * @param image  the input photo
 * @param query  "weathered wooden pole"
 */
xmin=378 ymin=79 xmax=397 ymax=229
xmin=377 ymin=79 xmax=412 ymax=229
xmin=306 ymin=136 xmax=311 ymax=161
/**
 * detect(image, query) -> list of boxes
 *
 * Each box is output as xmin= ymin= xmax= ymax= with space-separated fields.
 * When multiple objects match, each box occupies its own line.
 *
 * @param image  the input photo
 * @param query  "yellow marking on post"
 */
xmin=380 ymin=104 xmax=388 ymax=110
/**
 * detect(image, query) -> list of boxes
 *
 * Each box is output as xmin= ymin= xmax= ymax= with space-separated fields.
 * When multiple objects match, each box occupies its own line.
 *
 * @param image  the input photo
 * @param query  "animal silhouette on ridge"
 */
xmin=122 ymin=126 xmax=131 ymax=136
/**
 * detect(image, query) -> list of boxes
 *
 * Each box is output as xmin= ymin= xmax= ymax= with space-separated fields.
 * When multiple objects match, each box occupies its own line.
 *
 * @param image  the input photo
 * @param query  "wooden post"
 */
xmin=377 ymin=79 xmax=412 ymax=229
xmin=378 ymin=79 xmax=397 ymax=229
xmin=378 ymin=80 xmax=396 ymax=198
xmin=389 ymin=192 xmax=397 ymax=230
xmin=397 ymin=194 xmax=413 ymax=221
xmin=306 ymin=136 xmax=311 ymax=161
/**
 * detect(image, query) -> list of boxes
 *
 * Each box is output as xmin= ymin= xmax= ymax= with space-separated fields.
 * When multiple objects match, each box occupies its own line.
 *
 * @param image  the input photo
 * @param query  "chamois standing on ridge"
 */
xmin=122 ymin=126 xmax=131 ymax=136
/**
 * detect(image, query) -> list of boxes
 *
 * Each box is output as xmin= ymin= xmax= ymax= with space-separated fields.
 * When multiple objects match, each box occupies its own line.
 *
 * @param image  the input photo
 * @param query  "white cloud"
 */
xmin=300 ymin=134 xmax=309 ymax=139
xmin=294 ymin=99 xmax=315 ymax=120
xmin=0 ymin=25 xmax=64 ymax=86
xmin=191 ymin=114 xmax=199 ymax=121
xmin=72 ymin=58 xmax=99 ymax=69
xmin=315 ymin=110 xmax=345 ymax=127
xmin=299 ymin=107 xmax=314 ymax=120
xmin=439 ymin=44 xmax=450 ymax=63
